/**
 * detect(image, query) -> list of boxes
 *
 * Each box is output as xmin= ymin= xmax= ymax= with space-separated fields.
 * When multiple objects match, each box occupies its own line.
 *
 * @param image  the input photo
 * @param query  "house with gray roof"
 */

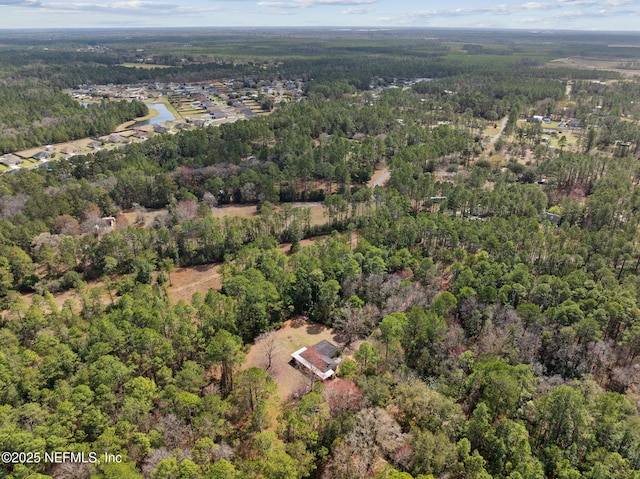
xmin=291 ymin=340 xmax=342 ymax=380
xmin=541 ymin=212 xmax=562 ymax=225
xmin=32 ymin=151 xmax=52 ymax=161
xmin=0 ymin=154 xmax=23 ymax=167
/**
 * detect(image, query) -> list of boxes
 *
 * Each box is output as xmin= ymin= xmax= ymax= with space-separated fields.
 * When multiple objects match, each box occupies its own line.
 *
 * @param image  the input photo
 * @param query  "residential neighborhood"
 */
xmin=0 ymin=77 xmax=308 ymax=173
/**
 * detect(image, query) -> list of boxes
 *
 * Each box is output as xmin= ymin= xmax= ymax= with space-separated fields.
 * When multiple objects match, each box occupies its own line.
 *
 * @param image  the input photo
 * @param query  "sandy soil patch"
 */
xmin=369 ymin=166 xmax=390 ymax=188
xmin=168 ymin=236 xmax=325 ymax=303
xmin=209 ymin=202 xmax=327 ymax=226
xmin=280 ymin=236 xmax=324 ymax=252
xmin=567 ymin=187 xmax=588 ymax=204
xmin=144 ymin=202 xmax=328 ymax=227
xmin=243 ymin=317 xmax=342 ymax=403
xmin=289 ymin=202 xmax=327 ymax=226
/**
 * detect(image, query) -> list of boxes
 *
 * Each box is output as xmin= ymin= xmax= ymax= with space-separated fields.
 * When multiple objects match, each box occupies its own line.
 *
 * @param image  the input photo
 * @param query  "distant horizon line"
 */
xmin=0 ymin=26 xmax=640 ymax=34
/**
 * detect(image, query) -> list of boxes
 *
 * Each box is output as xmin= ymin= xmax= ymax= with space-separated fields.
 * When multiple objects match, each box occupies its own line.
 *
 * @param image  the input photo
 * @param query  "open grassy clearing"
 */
xmin=168 ymin=263 xmax=223 ymax=304
xmin=481 ymin=122 xmax=501 ymax=136
xmin=209 ymin=202 xmax=327 ymax=225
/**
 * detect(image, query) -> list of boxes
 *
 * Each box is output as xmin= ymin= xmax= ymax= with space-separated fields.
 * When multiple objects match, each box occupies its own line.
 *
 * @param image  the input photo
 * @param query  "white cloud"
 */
xmin=374 ymin=0 xmax=640 ymax=27
xmin=0 ymin=0 xmax=40 ymax=6
xmin=341 ymin=6 xmax=371 ymax=14
xmin=258 ymin=0 xmax=375 ymax=11
xmin=17 ymin=0 xmax=226 ymax=15
xmin=257 ymin=1 xmax=302 ymax=7
xmin=556 ymin=0 xmax=598 ymax=5
xmin=260 ymin=7 xmax=297 ymax=14
xmin=1 ymin=0 xmax=638 ymax=28
xmin=597 ymin=6 xmax=639 ymax=15
xmin=603 ymin=0 xmax=635 ymax=5
xmin=311 ymin=0 xmax=375 ymax=4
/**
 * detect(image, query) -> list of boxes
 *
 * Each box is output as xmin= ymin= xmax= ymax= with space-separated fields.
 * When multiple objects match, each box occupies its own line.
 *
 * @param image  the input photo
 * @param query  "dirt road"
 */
xmin=368 ymin=166 xmax=390 ymax=187
xmin=487 ymin=116 xmax=509 ymax=149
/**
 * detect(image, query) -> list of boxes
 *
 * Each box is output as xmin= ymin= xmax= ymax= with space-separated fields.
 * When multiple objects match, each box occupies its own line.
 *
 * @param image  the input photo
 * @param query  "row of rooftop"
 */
xmin=0 ymin=120 xmax=218 ymax=170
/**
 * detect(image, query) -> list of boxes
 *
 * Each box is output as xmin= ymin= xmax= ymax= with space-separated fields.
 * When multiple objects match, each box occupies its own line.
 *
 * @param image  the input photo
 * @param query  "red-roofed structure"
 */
xmin=291 ymin=340 xmax=341 ymax=380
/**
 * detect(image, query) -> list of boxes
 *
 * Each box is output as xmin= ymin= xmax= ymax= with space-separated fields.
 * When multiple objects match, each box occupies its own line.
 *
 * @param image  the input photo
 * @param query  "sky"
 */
xmin=0 ymin=0 xmax=639 ymax=31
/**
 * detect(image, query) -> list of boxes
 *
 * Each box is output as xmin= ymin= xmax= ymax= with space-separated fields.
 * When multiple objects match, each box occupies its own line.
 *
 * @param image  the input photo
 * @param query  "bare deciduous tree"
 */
xmin=51 ymin=462 xmax=90 ymax=479
xmin=175 ymin=199 xmax=199 ymax=223
xmin=382 ymin=281 xmax=434 ymax=316
xmin=334 ymin=304 xmax=378 ymax=346
xmin=0 ymin=193 xmax=28 ymax=219
xmin=321 ymin=407 xmax=405 ymax=479
xmin=141 ymin=447 xmax=173 ymax=479
xmin=257 ymin=331 xmax=278 ymax=371
xmin=323 ymin=378 xmax=364 ymax=417
xmin=203 ymin=191 xmax=218 ymax=207
xmin=213 ymin=441 xmax=235 ymax=461
xmin=159 ymin=413 xmax=194 ymax=449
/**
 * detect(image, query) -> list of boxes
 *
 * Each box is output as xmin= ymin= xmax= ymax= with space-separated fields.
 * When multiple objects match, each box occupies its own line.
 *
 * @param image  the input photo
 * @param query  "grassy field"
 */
xmin=549 ymin=57 xmax=640 ymax=77
xmin=118 ymin=63 xmax=173 ymax=69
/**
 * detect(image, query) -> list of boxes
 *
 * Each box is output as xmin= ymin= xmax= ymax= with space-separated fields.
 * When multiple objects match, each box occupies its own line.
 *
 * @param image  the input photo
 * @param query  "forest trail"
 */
xmin=368 ymin=165 xmax=390 ymax=187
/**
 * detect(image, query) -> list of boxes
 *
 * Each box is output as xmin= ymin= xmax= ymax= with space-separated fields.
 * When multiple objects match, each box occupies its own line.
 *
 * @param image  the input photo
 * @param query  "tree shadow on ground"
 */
xmin=306 ymin=321 xmax=326 ymax=335
xmin=289 ymin=317 xmax=307 ymax=329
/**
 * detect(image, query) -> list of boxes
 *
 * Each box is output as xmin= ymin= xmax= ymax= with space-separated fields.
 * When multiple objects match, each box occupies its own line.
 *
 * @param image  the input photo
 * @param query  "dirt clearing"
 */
xmin=368 ymin=166 xmax=390 ymax=187
xmin=167 ymin=263 xmax=223 ymax=304
xmin=243 ymin=318 xmax=341 ymax=403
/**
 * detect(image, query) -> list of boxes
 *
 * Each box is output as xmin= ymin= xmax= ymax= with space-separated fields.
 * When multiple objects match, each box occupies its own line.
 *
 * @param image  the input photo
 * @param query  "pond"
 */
xmin=133 ymin=103 xmax=175 ymax=127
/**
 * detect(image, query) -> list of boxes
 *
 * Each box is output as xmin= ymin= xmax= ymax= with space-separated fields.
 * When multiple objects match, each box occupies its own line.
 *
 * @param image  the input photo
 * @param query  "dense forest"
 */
xmin=0 ymin=86 xmax=148 ymax=154
xmin=1 ymin=29 xmax=640 ymax=479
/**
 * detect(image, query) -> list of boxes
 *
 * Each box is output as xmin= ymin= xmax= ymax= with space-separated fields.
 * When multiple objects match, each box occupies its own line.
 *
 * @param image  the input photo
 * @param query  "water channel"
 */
xmin=133 ymin=103 xmax=176 ymax=127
